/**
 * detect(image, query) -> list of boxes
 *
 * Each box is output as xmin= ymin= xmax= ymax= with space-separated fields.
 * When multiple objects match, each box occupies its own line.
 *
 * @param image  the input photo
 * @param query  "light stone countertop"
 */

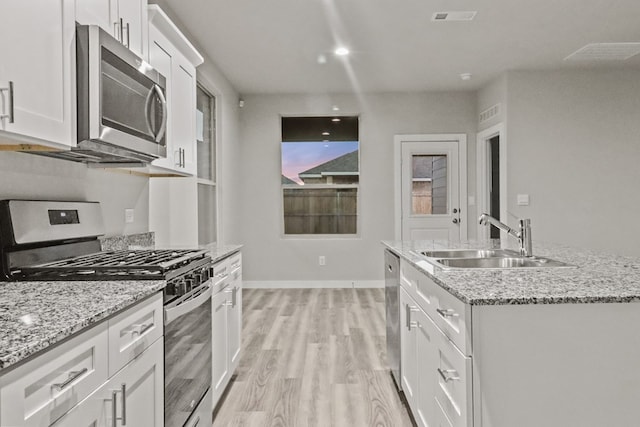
xmin=383 ymin=240 xmax=640 ymax=305
xmin=0 ymin=243 xmax=242 ymax=373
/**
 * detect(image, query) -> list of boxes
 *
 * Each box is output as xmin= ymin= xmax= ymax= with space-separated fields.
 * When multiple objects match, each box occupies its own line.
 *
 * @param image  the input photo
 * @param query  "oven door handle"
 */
xmin=164 ymin=282 xmax=212 ymax=325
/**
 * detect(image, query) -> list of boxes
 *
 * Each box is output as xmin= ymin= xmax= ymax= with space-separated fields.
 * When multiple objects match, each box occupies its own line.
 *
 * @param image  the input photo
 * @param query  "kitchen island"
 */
xmin=384 ymin=239 xmax=640 ymax=427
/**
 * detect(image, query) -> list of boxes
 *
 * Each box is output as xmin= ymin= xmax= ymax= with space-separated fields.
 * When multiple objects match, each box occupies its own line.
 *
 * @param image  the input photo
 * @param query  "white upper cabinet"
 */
xmin=147 ymin=5 xmax=203 ymax=176
xmin=0 ymin=0 xmax=76 ymax=149
xmin=75 ymin=0 xmax=148 ymax=59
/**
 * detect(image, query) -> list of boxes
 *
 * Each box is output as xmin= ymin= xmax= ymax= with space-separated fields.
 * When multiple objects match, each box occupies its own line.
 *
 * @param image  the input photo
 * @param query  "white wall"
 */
xmin=238 ymin=92 xmax=477 ymax=282
xmin=0 ymin=152 xmax=149 ymax=236
xmin=504 ymin=69 xmax=640 ymax=256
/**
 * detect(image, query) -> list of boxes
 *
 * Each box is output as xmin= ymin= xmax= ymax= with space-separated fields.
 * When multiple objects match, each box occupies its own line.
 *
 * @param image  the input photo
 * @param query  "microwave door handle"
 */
xmin=153 ymin=84 xmax=168 ymax=143
xmin=144 ymin=86 xmax=155 ymax=138
xmin=143 ymin=84 xmax=168 ymax=143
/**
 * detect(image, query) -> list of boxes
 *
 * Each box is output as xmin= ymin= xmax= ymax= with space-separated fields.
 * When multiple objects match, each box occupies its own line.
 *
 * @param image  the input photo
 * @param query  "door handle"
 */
xmin=145 ymin=84 xmax=168 ymax=143
xmin=0 ymin=81 xmax=14 ymax=123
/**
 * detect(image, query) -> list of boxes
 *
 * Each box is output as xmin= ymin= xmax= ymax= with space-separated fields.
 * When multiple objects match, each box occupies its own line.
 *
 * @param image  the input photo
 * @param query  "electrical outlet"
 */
xmin=125 ymin=209 xmax=135 ymax=224
xmin=319 ymin=256 xmax=326 ymax=266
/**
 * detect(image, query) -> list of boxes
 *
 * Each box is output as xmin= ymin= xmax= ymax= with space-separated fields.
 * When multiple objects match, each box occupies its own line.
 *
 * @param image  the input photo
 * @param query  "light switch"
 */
xmin=517 ymin=194 xmax=530 ymax=206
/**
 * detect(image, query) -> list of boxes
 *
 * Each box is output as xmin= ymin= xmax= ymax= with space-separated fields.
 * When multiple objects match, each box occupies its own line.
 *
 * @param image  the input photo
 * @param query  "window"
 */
xmin=281 ymin=116 xmax=359 ymax=235
xmin=196 ymin=84 xmax=217 ymax=244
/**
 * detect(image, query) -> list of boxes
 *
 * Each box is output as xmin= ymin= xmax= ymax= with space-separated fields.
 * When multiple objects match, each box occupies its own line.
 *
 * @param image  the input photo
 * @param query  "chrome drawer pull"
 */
xmin=436 ymin=308 xmax=459 ymax=318
xmin=437 ymin=368 xmax=460 ymax=382
xmin=0 ymin=81 xmax=14 ymax=123
xmin=406 ymin=304 xmax=420 ymax=330
xmin=51 ymin=367 xmax=88 ymax=391
xmin=129 ymin=322 xmax=153 ymax=336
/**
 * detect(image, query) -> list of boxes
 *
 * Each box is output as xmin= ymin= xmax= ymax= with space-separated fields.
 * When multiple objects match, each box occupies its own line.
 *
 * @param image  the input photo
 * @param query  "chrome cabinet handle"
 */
xmin=113 ymin=22 xmax=120 ymax=42
xmin=125 ymin=22 xmax=130 ymax=48
xmin=436 ymin=308 xmax=459 ymax=318
xmin=437 ymin=368 xmax=460 ymax=382
xmin=111 ymin=383 xmax=127 ymax=426
xmin=0 ymin=81 xmax=14 ymax=123
xmin=192 ymin=416 xmax=200 ymax=426
xmin=51 ymin=367 xmax=88 ymax=391
xmin=119 ymin=18 xmax=124 ymax=44
xmin=406 ymin=304 xmax=419 ymax=330
xmin=129 ymin=322 xmax=153 ymax=336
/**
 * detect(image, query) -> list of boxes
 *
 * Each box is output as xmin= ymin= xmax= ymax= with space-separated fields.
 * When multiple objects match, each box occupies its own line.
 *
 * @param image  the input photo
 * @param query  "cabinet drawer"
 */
xmin=108 ymin=292 xmax=163 ymax=376
xmin=212 ymin=258 xmax=230 ymax=287
xmin=435 ymin=397 xmax=454 ymax=427
xmin=401 ymin=260 xmax=436 ymax=318
xmin=434 ymin=336 xmax=472 ymax=427
xmin=431 ymin=279 xmax=471 ymax=356
xmin=0 ymin=322 xmax=109 ymax=427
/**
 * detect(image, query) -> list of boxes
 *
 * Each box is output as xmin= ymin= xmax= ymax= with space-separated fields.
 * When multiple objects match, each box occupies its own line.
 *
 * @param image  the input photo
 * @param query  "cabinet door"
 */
xmin=0 ymin=0 xmax=75 ymax=148
xmin=400 ymin=287 xmax=418 ymax=410
xmin=171 ymin=55 xmax=197 ymax=175
xmin=228 ymin=257 xmax=243 ymax=369
xmin=52 ymin=337 xmax=164 ymax=427
xmin=75 ymin=0 xmax=115 ymax=34
xmin=148 ymin=25 xmax=177 ymax=171
xmin=415 ymin=308 xmax=439 ymax=427
xmin=116 ymin=0 xmax=147 ymax=59
xmin=212 ymin=288 xmax=229 ymax=408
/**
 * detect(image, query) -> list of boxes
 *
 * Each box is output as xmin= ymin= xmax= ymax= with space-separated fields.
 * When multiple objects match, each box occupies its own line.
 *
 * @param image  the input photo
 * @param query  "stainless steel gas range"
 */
xmin=0 ymin=200 xmax=213 ymax=427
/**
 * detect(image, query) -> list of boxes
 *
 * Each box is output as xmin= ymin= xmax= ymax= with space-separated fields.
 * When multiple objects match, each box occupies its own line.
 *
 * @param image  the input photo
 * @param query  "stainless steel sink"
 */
xmin=420 ymin=249 xmax=518 ymax=259
xmin=435 ymin=256 xmax=575 ymax=269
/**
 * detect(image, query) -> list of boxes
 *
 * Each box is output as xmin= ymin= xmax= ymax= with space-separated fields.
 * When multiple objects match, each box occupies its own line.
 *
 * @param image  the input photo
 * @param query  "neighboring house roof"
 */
xmin=281 ymin=175 xmax=298 ymax=185
xmin=298 ymin=150 xmax=359 ymax=178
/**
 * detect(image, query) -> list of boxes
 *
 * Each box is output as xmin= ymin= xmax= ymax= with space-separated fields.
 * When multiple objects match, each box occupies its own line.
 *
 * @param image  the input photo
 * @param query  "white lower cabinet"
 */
xmin=0 ymin=294 xmax=164 ymax=427
xmin=399 ymin=261 xmax=472 ymax=427
xmin=211 ymin=253 xmax=243 ymax=411
xmin=53 ymin=337 xmax=164 ymax=427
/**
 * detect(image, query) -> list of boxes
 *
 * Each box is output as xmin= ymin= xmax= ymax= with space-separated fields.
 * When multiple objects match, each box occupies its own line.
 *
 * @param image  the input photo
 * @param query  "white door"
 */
xmin=398 ymin=136 xmax=466 ymax=242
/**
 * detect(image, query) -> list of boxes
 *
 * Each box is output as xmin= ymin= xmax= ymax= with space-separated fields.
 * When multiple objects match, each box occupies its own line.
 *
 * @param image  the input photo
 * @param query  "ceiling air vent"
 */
xmin=432 ymin=11 xmax=477 ymax=22
xmin=479 ymin=104 xmax=500 ymax=124
xmin=564 ymin=43 xmax=640 ymax=61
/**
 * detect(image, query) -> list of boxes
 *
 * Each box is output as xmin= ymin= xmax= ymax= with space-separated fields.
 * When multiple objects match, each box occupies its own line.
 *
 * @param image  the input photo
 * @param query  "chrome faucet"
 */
xmin=478 ymin=213 xmax=533 ymax=257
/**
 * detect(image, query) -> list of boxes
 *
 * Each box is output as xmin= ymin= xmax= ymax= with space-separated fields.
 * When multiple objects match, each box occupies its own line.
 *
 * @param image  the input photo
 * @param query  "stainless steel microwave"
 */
xmin=47 ymin=24 xmax=168 ymax=166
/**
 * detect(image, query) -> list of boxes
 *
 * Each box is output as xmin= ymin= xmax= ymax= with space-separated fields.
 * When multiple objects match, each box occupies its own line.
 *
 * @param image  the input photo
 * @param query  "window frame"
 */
xmin=279 ymin=115 xmax=361 ymax=239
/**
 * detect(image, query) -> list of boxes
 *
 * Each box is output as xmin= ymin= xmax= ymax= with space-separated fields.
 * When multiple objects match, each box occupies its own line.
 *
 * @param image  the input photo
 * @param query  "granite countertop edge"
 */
xmin=0 ymin=244 xmax=243 ymax=373
xmin=382 ymin=240 xmax=640 ymax=306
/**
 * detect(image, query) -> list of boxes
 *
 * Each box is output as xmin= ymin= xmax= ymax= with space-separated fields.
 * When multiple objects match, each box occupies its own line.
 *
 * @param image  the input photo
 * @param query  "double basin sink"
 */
xmin=418 ymin=249 xmax=575 ymax=270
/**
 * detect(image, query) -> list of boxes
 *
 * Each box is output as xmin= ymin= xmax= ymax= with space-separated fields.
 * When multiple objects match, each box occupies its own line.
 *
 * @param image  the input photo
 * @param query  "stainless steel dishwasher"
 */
xmin=385 ymin=249 xmax=401 ymax=390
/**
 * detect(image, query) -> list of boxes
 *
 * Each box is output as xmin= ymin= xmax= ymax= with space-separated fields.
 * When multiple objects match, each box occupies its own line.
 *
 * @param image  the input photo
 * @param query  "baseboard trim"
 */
xmin=243 ymin=280 xmax=384 ymax=289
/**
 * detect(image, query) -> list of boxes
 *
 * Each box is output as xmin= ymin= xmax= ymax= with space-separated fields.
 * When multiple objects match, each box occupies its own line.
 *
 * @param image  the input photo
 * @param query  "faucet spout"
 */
xmin=478 ymin=213 xmax=533 ymax=257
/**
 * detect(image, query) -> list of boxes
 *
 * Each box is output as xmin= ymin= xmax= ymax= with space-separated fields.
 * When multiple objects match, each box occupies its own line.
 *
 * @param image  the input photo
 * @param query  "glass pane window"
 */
xmin=281 ymin=116 xmax=359 ymax=235
xmin=196 ymin=85 xmax=215 ymax=181
xmin=411 ymin=154 xmax=447 ymax=215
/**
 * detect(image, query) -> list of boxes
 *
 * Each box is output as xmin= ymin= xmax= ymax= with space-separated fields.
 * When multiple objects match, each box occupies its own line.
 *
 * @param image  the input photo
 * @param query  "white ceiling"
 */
xmin=157 ymin=0 xmax=640 ymax=94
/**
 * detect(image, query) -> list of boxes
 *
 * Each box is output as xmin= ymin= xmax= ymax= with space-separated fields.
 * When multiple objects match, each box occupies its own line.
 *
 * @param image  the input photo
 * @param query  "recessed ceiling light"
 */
xmin=322 ymin=131 xmax=330 ymax=136
xmin=460 ymin=73 xmax=472 ymax=81
xmin=332 ymin=118 xmax=341 ymax=122
xmin=317 ymin=54 xmax=327 ymax=64
xmin=332 ymin=105 xmax=340 ymax=111
xmin=334 ymin=47 xmax=350 ymax=56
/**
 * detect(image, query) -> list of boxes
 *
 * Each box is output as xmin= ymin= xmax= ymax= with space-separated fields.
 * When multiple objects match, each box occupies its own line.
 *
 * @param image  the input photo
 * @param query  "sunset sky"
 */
xmin=281 ymin=141 xmax=358 ymax=184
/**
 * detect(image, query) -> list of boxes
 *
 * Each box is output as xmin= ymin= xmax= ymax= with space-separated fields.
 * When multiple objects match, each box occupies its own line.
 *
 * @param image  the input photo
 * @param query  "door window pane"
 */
xmin=411 ymin=155 xmax=447 ymax=215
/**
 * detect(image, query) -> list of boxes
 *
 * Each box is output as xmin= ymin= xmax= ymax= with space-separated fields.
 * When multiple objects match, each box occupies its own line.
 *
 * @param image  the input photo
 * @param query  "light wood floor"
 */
xmin=212 ymin=288 xmax=415 ymax=427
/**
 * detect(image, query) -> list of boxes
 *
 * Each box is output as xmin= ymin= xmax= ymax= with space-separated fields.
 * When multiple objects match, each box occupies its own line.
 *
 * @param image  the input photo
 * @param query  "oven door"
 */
xmin=164 ymin=280 xmax=212 ymax=427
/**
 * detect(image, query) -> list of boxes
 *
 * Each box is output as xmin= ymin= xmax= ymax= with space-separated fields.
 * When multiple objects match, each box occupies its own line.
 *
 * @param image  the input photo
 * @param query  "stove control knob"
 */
xmin=185 ymin=278 xmax=194 ymax=292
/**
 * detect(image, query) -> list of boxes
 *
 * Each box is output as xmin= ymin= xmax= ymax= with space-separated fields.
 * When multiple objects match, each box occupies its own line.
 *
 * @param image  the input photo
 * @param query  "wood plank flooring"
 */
xmin=212 ymin=288 xmax=415 ymax=427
